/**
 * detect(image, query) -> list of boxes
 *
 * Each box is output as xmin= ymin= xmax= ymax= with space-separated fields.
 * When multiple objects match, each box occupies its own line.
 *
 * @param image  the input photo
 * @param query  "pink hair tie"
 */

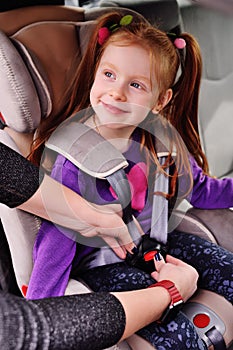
xmin=98 ymin=27 xmax=110 ymax=45
xmin=174 ymin=38 xmax=186 ymax=49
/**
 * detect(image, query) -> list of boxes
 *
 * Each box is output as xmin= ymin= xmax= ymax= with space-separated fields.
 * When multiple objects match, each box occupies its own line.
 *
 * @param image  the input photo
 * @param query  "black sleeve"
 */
xmin=0 ymin=143 xmax=44 ymax=208
xmin=0 ymin=292 xmax=126 ymax=350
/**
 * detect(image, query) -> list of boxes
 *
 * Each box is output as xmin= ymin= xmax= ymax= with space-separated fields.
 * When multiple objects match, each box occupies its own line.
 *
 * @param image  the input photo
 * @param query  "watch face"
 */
xmin=159 ymin=300 xmax=184 ymax=324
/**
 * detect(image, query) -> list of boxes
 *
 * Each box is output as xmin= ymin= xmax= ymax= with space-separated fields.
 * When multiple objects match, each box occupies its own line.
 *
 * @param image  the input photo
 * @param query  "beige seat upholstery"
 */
xmin=180 ymin=2 xmax=233 ymax=179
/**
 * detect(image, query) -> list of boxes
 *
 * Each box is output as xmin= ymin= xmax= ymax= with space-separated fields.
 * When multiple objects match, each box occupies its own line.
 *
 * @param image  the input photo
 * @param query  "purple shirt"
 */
xmin=26 ymin=131 xmax=233 ymax=299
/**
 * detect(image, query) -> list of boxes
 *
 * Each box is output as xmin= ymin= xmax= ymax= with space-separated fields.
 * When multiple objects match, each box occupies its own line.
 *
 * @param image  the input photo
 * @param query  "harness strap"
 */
xmin=205 ymin=327 xmax=227 ymax=350
xmin=106 ymin=170 xmax=141 ymax=244
xmin=150 ymin=157 xmax=169 ymax=244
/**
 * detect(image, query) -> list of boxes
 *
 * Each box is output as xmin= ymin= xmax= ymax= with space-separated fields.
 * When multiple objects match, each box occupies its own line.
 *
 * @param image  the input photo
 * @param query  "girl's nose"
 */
xmin=109 ymin=85 xmax=127 ymax=101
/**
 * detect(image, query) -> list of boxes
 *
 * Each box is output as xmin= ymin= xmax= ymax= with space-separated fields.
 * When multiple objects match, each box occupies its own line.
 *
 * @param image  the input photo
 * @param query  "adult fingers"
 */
xmin=101 ymin=235 xmax=127 ymax=259
xmin=152 ymin=253 xmax=166 ymax=274
xmin=166 ymin=254 xmax=193 ymax=267
xmin=83 ymin=224 xmax=136 ymax=256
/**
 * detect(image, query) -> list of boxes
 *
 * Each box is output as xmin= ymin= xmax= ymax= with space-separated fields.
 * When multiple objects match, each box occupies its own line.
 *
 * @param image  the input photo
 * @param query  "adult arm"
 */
xmin=20 ymin=172 xmax=135 ymax=256
xmin=1 ymin=289 xmax=168 ymax=350
xmin=0 ymin=142 xmax=134 ymax=257
xmin=0 ymin=291 xmax=125 ymax=350
xmin=0 ymin=142 xmax=42 ymax=208
xmin=0 ymin=255 xmax=198 ymax=349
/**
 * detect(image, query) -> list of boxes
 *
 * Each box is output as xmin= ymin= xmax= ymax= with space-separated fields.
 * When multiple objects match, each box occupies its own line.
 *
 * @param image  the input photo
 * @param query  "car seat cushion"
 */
xmin=0 ymin=30 xmax=52 ymax=132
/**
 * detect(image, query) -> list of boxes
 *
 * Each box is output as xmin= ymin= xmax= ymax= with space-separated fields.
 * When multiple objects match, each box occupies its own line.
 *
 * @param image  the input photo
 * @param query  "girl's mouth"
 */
xmin=101 ymin=101 xmax=128 ymax=114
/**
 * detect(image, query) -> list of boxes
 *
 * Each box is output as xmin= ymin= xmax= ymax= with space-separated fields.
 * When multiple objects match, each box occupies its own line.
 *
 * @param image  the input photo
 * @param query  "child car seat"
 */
xmin=0 ymin=2 xmax=232 ymax=349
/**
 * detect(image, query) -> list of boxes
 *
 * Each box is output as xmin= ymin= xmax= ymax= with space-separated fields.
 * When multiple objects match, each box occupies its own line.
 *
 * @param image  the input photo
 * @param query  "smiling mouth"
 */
xmin=101 ymin=101 xmax=128 ymax=114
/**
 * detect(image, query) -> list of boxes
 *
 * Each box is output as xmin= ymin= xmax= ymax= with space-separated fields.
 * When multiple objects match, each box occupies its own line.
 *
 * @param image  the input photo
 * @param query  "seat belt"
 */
xmin=150 ymin=156 xmax=169 ymax=244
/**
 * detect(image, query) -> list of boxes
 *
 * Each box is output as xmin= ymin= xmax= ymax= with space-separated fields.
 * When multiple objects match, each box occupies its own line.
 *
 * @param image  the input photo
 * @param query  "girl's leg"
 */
xmin=137 ymin=312 xmax=206 ymax=350
xmin=168 ymin=231 xmax=233 ymax=304
xmin=80 ymin=262 xmax=154 ymax=292
xmin=80 ymin=263 xmax=206 ymax=350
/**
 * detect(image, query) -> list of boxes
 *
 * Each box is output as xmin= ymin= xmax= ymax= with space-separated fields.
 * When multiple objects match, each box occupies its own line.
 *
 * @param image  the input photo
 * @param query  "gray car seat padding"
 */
xmin=0 ymin=19 xmax=96 ymax=132
xmin=0 ymin=30 xmax=43 ymax=132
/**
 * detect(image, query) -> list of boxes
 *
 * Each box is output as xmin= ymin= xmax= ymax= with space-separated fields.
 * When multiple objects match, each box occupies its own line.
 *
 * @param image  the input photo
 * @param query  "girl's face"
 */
xmin=90 ymin=43 xmax=162 ymax=134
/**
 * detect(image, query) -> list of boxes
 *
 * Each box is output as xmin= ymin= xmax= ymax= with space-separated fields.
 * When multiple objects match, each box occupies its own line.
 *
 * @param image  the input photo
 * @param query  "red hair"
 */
xmin=29 ymin=10 xmax=208 ymax=198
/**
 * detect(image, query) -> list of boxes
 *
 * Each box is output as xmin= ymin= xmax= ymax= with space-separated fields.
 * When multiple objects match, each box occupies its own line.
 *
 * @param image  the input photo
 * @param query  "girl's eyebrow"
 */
xmin=99 ymin=61 xmax=117 ymax=70
xmin=100 ymin=61 xmax=151 ymax=85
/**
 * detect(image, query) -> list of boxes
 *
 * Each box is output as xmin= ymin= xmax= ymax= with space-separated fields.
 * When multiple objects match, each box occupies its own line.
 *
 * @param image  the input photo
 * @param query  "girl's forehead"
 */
xmin=100 ymin=43 xmax=151 ymax=70
xmin=101 ymin=42 xmax=150 ymax=59
xmin=99 ymin=43 xmax=158 ymax=88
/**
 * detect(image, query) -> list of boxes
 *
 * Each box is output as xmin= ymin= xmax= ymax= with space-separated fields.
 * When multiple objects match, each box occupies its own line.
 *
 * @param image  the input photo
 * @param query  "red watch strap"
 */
xmin=148 ymin=280 xmax=183 ymax=305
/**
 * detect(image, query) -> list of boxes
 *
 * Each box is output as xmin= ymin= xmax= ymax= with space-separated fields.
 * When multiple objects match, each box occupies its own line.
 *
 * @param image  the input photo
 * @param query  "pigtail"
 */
xmin=29 ymin=11 xmax=127 ymax=166
xmin=170 ymin=33 xmax=209 ymax=174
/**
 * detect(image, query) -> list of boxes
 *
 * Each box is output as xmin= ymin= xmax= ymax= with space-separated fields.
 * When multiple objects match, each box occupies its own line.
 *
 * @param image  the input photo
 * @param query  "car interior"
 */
xmin=0 ymin=0 xmax=232 ymax=349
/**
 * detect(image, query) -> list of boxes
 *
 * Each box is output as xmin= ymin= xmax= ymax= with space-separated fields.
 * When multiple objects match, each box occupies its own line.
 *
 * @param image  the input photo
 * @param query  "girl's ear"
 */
xmin=152 ymin=88 xmax=173 ymax=114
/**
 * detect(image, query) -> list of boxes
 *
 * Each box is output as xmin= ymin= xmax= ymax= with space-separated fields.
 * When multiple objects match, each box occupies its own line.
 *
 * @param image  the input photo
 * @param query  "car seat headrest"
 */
xmin=99 ymin=0 xmax=181 ymax=32
xmin=0 ymin=30 xmax=52 ymax=132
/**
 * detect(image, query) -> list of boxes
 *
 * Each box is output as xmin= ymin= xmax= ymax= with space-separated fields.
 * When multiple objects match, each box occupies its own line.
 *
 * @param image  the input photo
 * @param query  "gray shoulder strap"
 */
xmin=150 ymin=156 xmax=169 ymax=244
xmin=45 ymin=116 xmax=141 ymax=243
xmin=46 ymin=119 xmax=128 ymax=179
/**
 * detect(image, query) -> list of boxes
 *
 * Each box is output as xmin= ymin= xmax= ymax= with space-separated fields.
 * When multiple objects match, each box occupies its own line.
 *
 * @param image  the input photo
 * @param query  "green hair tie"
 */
xmin=98 ymin=14 xmax=133 ymax=45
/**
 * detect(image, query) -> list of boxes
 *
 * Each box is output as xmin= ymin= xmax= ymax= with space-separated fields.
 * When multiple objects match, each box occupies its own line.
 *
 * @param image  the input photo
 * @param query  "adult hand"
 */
xmin=21 ymin=175 xmax=140 ymax=260
xmin=152 ymin=254 xmax=199 ymax=302
xmin=81 ymin=203 xmax=143 ymax=260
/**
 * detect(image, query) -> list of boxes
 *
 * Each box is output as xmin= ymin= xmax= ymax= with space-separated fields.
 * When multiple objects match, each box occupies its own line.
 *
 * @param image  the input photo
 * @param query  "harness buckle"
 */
xmin=126 ymin=234 xmax=169 ymax=273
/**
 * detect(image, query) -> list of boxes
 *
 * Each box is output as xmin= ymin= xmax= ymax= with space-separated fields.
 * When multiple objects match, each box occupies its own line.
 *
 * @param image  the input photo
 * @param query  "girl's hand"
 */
xmin=151 ymin=254 xmax=199 ymax=302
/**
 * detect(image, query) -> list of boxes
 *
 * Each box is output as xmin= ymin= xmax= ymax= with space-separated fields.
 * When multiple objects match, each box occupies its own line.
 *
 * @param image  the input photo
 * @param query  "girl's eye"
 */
xmin=105 ymin=71 xmax=114 ymax=78
xmin=131 ymin=82 xmax=142 ymax=89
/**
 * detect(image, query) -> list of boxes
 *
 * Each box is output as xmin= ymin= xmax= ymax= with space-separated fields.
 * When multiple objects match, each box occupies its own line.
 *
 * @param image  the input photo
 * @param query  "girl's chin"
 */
xmin=100 ymin=121 xmax=134 ymax=129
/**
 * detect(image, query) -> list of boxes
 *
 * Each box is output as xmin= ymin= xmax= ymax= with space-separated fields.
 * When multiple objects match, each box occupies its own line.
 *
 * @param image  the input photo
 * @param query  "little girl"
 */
xmin=27 ymin=11 xmax=233 ymax=350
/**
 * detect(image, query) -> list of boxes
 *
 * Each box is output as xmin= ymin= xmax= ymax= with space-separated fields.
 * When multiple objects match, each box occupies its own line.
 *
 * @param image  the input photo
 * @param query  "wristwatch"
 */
xmin=148 ymin=280 xmax=184 ymax=324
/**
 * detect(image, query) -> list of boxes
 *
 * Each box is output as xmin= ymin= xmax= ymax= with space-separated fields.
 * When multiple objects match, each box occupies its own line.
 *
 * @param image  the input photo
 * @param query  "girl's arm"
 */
xmin=188 ymin=156 xmax=233 ymax=209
